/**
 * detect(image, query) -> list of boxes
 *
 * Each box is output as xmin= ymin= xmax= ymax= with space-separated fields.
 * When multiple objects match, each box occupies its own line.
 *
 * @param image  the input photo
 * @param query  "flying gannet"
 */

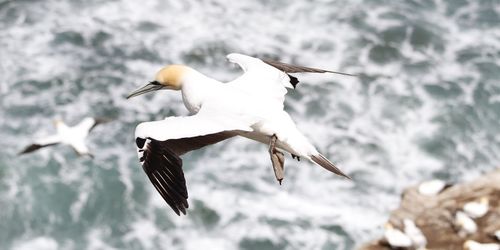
xmin=127 ymin=53 xmax=355 ymax=215
xmin=19 ymin=117 xmax=107 ymax=157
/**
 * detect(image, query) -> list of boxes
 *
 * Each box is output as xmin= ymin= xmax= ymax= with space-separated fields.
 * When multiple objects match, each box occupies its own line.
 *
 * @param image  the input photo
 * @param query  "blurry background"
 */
xmin=1 ymin=0 xmax=499 ymax=249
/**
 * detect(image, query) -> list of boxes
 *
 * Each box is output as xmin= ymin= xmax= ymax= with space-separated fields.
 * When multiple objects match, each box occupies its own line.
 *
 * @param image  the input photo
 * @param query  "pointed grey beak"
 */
xmin=126 ymin=81 xmax=164 ymax=99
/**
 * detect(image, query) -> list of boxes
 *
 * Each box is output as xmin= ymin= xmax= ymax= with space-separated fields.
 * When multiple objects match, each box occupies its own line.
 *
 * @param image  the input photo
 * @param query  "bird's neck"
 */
xmin=180 ymin=69 xmax=221 ymax=114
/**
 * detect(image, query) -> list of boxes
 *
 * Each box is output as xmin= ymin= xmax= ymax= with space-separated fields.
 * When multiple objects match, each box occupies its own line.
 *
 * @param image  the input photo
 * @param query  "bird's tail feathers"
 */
xmin=310 ymin=154 xmax=351 ymax=180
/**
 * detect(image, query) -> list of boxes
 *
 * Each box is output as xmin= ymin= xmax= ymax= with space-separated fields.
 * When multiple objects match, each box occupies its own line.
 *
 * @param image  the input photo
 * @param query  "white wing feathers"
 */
xmin=70 ymin=140 xmax=90 ymax=156
xmin=135 ymin=111 xmax=253 ymax=142
xmin=74 ymin=117 xmax=97 ymax=135
xmin=226 ymin=53 xmax=292 ymax=105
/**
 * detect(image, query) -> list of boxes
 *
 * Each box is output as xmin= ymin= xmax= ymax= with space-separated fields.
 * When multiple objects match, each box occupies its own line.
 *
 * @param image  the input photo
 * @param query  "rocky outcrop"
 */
xmin=360 ymin=169 xmax=500 ymax=250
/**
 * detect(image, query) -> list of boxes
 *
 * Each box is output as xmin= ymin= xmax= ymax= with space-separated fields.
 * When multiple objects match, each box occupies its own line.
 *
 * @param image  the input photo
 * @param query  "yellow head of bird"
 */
xmin=384 ymin=223 xmax=394 ymax=230
xmin=479 ymin=196 xmax=489 ymax=205
xmin=126 ymin=65 xmax=189 ymax=99
xmin=463 ymin=240 xmax=476 ymax=250
xmin=154 ymin=65 xmax=189 ymax=90
xmin=52 ymin=119 xmax=64 ymax=127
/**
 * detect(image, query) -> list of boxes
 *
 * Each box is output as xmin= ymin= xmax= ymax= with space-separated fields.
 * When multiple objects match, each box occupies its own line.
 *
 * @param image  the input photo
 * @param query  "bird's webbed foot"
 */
xmin=269 ymin=134 xmax=285 ymax=185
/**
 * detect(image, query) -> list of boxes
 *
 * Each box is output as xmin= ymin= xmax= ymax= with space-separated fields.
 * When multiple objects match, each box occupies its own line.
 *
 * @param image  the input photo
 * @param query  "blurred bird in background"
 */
xmin=18 ymin=117 xmax=108 ymax=158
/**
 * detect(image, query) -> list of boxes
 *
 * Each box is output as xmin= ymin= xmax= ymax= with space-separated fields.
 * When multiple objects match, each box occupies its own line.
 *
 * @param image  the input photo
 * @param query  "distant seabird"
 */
xmin=403 ymin=219 xmax=427 ymax=249
xmin=464 ymin=240 xmax=500 ymax=250
xmin=19 ymin=117 xmax=107 ymax=157
xmin=454 ymin=211 xmax=477 ymax=236
xmin=418 ymin=179 xmax=450 ymax=196
xmin=127 ymin=53 xmax=354 ymax=215
xmin=494 ymin=230 xmax=500 ymax=241
xmin=383 ymin=223 xmax=412 ymax=248
xmin=463 ymin=197 xmax=489 ymax=218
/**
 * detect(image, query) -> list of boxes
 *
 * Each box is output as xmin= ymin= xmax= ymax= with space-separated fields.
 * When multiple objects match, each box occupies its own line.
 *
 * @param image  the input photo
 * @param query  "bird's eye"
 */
xmin=150 ymin=81 xmax=161 ymax=85
xmin=136 ymin=137 xmax=146 ymax=148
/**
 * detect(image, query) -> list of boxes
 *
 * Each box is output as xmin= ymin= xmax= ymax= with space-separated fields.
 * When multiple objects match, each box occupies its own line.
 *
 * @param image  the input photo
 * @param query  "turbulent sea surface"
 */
xmin=1 ymin=0 xmax=499 ymax=249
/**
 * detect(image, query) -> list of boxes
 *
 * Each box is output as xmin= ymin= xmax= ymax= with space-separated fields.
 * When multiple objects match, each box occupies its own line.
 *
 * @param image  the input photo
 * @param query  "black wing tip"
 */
xmin=288 ymin=74 xmax=299 ymax=89
xmin=90 ymin=117 xmax=112 ymax=131
xmin=169 ymin=197 xmax=189 ymax=216
xmin=263 ymin=58 xmax=358 ymax=77
xmin=311 ymin=154 xmax=352 ymax=180
xmin=325 ymin=71 xmax=359 ymax=77
xmin=18 ymin=144 xmax=42 ymax=155
xmin=172 ymin=193 xmax=189 ymax=216
xmin=18 ymin=149 xmax=28 ymax=155
xmin=172 ymin=206 xmax=188 ymax=216
xmin=178 ymin=202 xmax=188 ymax=215
xmin=143 ymin=138 xmax=190 ymax=216
xmin=93 ymin=117 xmax=112 ymax=124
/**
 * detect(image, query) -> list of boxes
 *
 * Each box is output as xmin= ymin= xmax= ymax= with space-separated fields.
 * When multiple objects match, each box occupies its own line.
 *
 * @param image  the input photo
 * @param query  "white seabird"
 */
xmin=127 ymin=53 xmax=354 ymax=215
xmin=464 ymin=240 xmax=500 ymax=250
xmin=383 ymin=223 xmax=412 ymax=248
xmin=463 ymin=196 xmax=489 ymax=218
xmin=403 ymin=218 xmax=427 ymax=249
xmin=494 ymin=230 xmax=500 ymax=241
xmin=418 ymin=179 xmax=450 ymax=196
xmin=454 ymin=211 xmax=477 ymax=236
xmin=19 ymin=117 xmax=107 ymax=157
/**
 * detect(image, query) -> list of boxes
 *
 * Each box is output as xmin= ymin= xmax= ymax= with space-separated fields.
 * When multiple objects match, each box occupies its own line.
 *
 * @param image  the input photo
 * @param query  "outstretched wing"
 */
xmin=261 ymin=59 xmax=357 ymax=76
xmin=134 ymin=110 xmax=252 ymax=215
xmin=226 ymin=53 xmax=356 ymax=104
xmin=139 ymin=138 xmax=187 ymax=215
xmin=137 ymin=131 xmax=236 ymax=215
xmin=75 ymin=117 xmax=109 ymax=134
xmin=227 ymin=53 xmax=292 ymax=108
xmin=18 ymin=135 xmax=61 ymax=155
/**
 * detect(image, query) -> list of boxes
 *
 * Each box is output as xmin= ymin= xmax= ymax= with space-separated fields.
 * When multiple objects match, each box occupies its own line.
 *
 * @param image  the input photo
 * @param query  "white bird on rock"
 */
xmin=127 ymin=53 xmax=355 ymax=215
xmin=455 ymin=211 xmax=477 ymax=236
xmin=418 ymin=179 xmax=450 ymax=196
xmin=403 ymin=219 xmax=427 ymax=249
xmin=383 ymin=223 xmax=412 ymax=248
xmin=19 ymin=117 xmax=107 ymax=157
xmin=464 ymin=240 xmax=500 ymax=250
xmin=494 ymin=230 xmax=500 ymax=241
xmin=463 ymin=196 xmax=489 ymax=218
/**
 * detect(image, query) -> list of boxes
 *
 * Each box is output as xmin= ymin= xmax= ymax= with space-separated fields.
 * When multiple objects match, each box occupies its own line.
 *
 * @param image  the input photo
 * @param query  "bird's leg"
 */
xmin=269 ymin=134 xmax=285 ymax=185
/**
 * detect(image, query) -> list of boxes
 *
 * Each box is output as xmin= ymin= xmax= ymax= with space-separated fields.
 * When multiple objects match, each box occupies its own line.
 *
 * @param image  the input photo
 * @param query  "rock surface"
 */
xmin=360 ymin=169 xmax=500 ymax=250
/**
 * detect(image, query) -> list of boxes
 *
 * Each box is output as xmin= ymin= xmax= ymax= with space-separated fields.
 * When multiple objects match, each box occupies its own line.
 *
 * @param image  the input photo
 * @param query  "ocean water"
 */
xmin=1 ymin=0 xmax=499 ymax=249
